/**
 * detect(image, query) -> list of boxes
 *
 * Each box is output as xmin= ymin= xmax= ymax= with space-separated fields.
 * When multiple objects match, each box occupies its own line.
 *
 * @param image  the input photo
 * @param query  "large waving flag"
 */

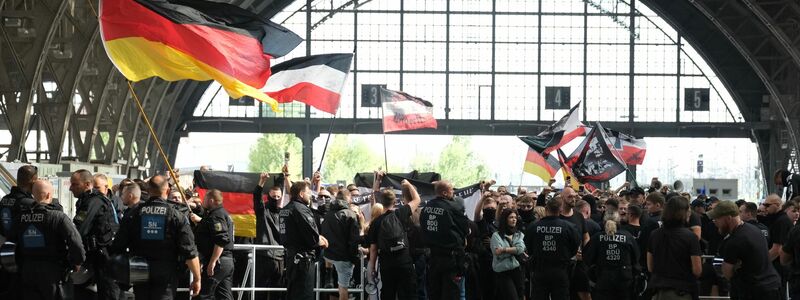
xmin=567 ymin=123 xmax=627 ymax=182
xmin=99 ymin=0 xmax=302 ymax=111
xmin=523 ymin=148 xmax=561 ymax=182
xmin=606 ymin=129 xmax=647 ymax=165
xmin=264 ymin=53 xmax=354 ymax=114
xmin=381 ymin=88 xmax=438 ymax=132
xmin=519 ymin=102 xmax=585 ymax=155
xmin=194 ymin=171 xmax=284 ymax=238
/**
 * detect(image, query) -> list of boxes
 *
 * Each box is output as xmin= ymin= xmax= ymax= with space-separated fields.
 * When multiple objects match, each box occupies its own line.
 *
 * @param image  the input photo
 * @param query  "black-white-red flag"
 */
xmin=381 ymin=88 xmax=438 ymax=133
xmin=567 ymin=122 xmax=627 ymax=182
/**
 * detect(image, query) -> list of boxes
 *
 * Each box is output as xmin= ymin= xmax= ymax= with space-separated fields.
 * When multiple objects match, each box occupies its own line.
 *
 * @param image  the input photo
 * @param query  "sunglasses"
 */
xmin=763 ymin=203 xmax=777 ymax=207
xmin=318 ymin=195 xmax=332 ymax=199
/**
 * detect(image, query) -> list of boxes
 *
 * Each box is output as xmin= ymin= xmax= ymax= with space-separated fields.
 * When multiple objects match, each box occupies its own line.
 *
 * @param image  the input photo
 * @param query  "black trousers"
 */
xmin=74 ymin=250 xmax=120 ymax=300
xmin=478 ymin=256 xmax=494 ymax=300
xmin=133 ymin=279 xmax=177 ymax=300
xmin=20 ymin=261 xmax=67 ymax=300
xmin=427 ymin=253 xmax=461 ymax=300
xmin=286 ymin=253 xmax=315 ymax=300
xmin=199 ymin=255 xmax=234 ymax=300
xmin=495 ymin=267 xmax=524 ymax=300
xmin=256 ymin=256 xmax=285 ymax=300
xmin=532 ymin=267 xmax=570 ymax=300
xmin=379 ymin=263 xmax=417 ymax=300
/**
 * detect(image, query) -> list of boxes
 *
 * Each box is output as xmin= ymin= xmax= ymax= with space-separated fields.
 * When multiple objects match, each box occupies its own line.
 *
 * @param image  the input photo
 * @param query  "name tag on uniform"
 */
xmin=23 ymin=225 xmax=45 ymax=248
xmin=141 ymin=215 xmax=166 ymax=240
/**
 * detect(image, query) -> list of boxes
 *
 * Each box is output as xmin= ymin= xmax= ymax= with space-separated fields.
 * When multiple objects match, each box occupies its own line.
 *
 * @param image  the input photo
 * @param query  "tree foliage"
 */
xmin=248 ymin=134 xmax=302 ymax=180
xmin=409 ymin=136 xmax=491 ymax=187
xmin=321 ymin=135 xmax=383 ymax=183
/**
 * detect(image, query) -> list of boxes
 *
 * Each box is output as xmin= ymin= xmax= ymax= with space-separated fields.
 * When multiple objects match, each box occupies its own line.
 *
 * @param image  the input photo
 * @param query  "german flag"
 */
xmin=194 ymin=170 xmax=284 ymax=238
xmin=99 ymin=0 xmax=302 ymax=111
xmin=523 ymin=148 xmax=561 ymax=183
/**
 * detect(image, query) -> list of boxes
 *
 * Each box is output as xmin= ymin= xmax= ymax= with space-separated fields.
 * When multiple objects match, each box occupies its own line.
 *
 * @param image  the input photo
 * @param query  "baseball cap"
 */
xmin=690 ymin=199 xmax=705 ymax=208
xmin=707 ymin=200 xmax=739 ymax=219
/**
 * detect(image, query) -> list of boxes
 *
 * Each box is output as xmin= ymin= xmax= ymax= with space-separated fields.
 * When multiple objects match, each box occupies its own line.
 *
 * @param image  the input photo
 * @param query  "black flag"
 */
xmin=567 ymin=122 xmax=627 ymax=182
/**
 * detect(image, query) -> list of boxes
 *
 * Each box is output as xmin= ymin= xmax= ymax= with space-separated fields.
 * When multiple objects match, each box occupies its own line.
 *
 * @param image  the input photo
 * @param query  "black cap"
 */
xmin=629 ymin=187 xmax=645 ymax=196
xmin=690 ymin=199 xmax=705 ymax=208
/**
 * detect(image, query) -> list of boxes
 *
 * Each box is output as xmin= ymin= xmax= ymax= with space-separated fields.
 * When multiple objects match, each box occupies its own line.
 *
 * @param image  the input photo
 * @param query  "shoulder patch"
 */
xmin=214 ymin=222 xmax=222 ymax=232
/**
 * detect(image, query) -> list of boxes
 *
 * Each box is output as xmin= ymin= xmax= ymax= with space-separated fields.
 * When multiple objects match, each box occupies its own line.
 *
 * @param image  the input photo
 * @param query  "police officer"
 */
xmin=420 ymin=180 xmax=470 ymax=300
xmin=0 ymin=165 xmax=37 ymax=299
xmin=70 ymin=169 xmax=120 ymax=300
xmin=120 ymin=183 xmax=142 ymax=219
xmin=110 ymin=175 xmax=202 ymax=299
xmin=584 ymin=210 xmax=640 ymax=300
xmin=11 ymin=180 xmax=85 ymax=300
xmin=195 ymin=189 xmax=234 ymax=300
xmin=279 ymin=181 xmax=328 ymax=300
xmin=524 ymin=196 xmax=581 ymax=300
xmin=1 ymin=165 xmax=38 ymax=238
xmin=710 ymin=201 xmax=781 ymax=300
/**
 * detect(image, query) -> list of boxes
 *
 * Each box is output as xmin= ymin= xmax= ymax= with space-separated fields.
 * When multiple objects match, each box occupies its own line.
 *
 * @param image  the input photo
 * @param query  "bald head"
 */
xmin=93 ymin=173 xmax=109 ymax=195
xmin=435 ymin=180 xmax=454 ymax=199
xmin=33 ymin=180 xmax=54 ymax=204
xmin=148 ymin=175 xmax=169 ymax=199
xmin=764 ymin=193 xmax=783 ymax=215
xmin=561 ymin=187 xmax=578 ymax=209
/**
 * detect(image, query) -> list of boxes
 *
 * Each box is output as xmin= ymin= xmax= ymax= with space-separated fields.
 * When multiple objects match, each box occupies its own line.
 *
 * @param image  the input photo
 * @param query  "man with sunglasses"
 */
xmin=758 ymin=194 xmax=793 ymax=297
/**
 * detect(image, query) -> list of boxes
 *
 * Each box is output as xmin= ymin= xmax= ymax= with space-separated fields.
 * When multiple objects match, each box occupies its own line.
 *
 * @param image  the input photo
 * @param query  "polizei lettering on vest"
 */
xmin=536 ymin=226 xmax=562 ymax=234
xmin=141 ymin=206 xmax=168 ymax=215
xmin=599 ymin=234 xmax=627 ymax=243
xmin=21 ymin=213 xmax=44 ymax=223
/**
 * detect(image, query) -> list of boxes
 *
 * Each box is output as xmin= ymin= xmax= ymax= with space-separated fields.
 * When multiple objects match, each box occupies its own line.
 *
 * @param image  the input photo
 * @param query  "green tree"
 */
xmin=320 ymin=135 xmax=383 ymax=183
xmin=248 ymin=134 xmax=302 ymax=180
xmin=409 ymin=136 xmax=491 ymax=187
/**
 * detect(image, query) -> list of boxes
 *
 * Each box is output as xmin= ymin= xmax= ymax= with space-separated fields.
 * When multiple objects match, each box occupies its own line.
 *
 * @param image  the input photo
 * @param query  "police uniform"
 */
xmin=11 ymin=202 xmax=85 ymax=300
xmin=420 ymin=196 xmax=470 ymax=300
xmin=110 ymin=196 xmax=198 ymax=300
xmin=0 ymin=186 xmax=35 ymax=299
xmin=279 ymin=198 xmax=320 ymax=300
xmin=72 ymin=189 xmax=120 ymax=300
xmin=196 ymin=206 xmax=234 ymax=300
xmin=584 ymin=229 xmax=640 ymax=300
xmin=524 ymin=215 xmax=581 ymax=300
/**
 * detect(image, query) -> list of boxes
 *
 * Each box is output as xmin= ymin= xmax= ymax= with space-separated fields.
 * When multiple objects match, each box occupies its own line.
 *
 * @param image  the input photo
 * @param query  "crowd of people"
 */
xmin=3 ymin=164 xmax=800 ymax=300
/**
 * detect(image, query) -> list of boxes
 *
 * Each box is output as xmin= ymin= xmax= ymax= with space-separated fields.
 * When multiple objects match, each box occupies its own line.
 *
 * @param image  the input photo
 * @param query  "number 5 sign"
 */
xmin=361 ymin=84 xmax=387 ymax=107
xmin=684 ymin=88 xmax=710 ymax=111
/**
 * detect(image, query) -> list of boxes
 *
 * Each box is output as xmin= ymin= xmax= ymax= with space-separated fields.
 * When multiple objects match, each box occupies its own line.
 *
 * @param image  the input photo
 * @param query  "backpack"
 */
xmin=378 ymin=211 xmax=408 ymax=253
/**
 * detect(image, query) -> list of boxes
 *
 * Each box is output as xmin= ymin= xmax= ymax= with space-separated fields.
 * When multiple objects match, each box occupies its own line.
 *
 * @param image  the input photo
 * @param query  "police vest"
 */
xmin=130 ymin=201 xmax=180 ymax=261
xmin=420 ymin=198 xmax=462 ymax=250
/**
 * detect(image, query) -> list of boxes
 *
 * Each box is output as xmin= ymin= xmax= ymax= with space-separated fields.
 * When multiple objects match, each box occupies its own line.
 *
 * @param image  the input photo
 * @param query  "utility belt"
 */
xmin=286 ymin=249 xmax=315 ymax=265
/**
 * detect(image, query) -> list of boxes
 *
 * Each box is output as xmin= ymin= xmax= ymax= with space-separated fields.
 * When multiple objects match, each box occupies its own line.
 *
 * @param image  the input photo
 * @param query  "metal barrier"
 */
xmin=176 ymin=244 xmax=367 ymax=300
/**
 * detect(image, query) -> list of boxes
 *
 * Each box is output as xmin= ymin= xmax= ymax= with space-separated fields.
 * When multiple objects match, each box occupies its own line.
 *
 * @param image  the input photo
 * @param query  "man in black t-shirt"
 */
xmin=740 ymin=202 xmax=770 ymax=249
xmin=648 ymin=197 xmax=702 ymax=299
xmin=761 ymin=194 xmax=792 ymax=292
xmin=710 ymin=201 xmax=781 ymax=300
xmin=560 ymin=187 xmax=590 ymax=300
xmin=368 ymin=179 xmax=419 ymax=300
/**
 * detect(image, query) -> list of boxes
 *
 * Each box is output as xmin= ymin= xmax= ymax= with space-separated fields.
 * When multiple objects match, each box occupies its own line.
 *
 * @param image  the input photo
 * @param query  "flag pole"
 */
xmin=380 ymin=106 xmax=389 ymax=172
xmin=317 ymin=114 xmax=336 ymax=172
xmin=127 ymin=81 xmax=191 ymax=210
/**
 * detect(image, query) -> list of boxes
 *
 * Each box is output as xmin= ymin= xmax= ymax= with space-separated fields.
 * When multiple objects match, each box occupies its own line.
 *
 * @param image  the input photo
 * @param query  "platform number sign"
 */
xmin=361 ymin=84 xmax=386 ymax=107
xmin=545 ymin=87 xmax=571 ymax=109
xmin=684 ymin=88 xmax=710 ymax=111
